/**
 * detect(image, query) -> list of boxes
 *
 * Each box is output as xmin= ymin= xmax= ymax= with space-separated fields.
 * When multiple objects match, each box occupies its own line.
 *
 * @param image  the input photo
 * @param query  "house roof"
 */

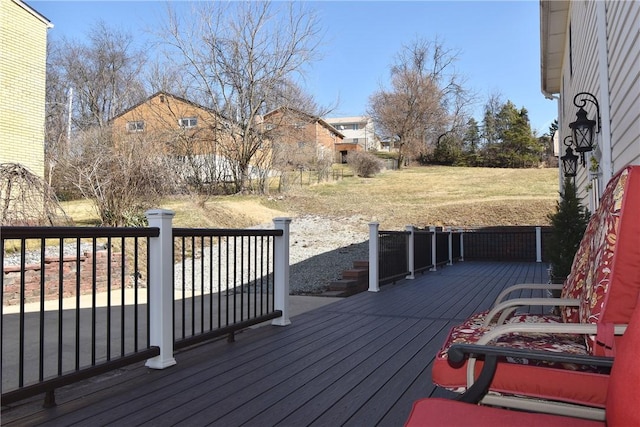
xmin=263 ymin=106 xmax=345 ymax=138
xmin=110 ymin=91 xmax=224 ymax=122
xmin=14 ymin=0 xmax=53 ymax=28
xmin=540 ymin=0 xmax=570 ymax=97
xmin=325 ymin=116 xmax=370 ymax=124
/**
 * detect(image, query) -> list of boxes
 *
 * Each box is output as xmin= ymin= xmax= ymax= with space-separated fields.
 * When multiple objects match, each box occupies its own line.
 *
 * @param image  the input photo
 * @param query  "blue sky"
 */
xmin=31 ymin=0 xmax=557 ymax=135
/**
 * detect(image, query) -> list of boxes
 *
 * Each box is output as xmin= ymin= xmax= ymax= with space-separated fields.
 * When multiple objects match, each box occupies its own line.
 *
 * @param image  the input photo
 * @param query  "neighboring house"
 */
xmin=325 ymin=116 xmax=381 ymax=152
xmin=111 ymin=92 xmax=237 ymax=183
xmin=261 ymin=107 xmax=346 ymax=165
xmin=111 ymin=91 xmax=224 ymax=155
xmin=540 ymin=0 xmax=639 ymax=211
xmin=0 ymin=0 xmax=52 ymax=179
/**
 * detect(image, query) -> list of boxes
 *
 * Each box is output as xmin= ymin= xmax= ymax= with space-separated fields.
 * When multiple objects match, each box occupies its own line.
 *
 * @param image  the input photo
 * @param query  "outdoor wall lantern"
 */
xmin=568 ymin=92 xmax=601 ymax=166
xmin=561 ymin=136 xmax=578 ymax=178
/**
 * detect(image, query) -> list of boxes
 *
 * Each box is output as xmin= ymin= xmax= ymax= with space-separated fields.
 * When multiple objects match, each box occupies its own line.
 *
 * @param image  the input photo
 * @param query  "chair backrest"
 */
xmin=561 ymin=166 xmax=640 ymax=355
xmin=559 ymin=226 xmax=591 ymax=323
xmin=604 ymin=295 xmax=640 ymax=425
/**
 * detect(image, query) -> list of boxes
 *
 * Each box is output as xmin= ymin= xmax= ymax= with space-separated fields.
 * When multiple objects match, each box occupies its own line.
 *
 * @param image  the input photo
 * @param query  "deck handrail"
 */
xmin=370 ymin=225 xmax=548 ymax=289
xmin=1 ymin=212 xmax=291 ymax=406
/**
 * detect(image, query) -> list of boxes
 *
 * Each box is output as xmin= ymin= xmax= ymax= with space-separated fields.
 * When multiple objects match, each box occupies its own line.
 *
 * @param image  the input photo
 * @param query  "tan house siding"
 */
xmin=111 ymin=92 xmax=227 ymax=157
xmin=0 ymin=0 xmax=51 ymax=178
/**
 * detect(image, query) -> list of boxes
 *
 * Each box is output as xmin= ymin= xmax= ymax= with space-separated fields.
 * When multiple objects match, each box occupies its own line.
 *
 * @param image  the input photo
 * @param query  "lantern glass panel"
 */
xmin=561 ymin=148 xmax=578 ymax=177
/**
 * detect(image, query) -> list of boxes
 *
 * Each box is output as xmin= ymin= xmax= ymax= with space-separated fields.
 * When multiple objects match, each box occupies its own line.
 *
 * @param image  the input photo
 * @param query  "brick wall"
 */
xmin=2 ymin=250 xmax=131 ymax=306
xmin=0 ymin=0 xmax=50 ymax=178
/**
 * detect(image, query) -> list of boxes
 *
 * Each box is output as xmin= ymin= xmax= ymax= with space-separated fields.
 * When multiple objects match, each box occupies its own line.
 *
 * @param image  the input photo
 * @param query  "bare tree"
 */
xmin=368 ymin=38 xmax=472 ymax=168
xmin=61 ymin=127 xmax=177 ymax=226
xmin=0 ymin=163 xmax=71 ymax=226
xmin=48 ymin=21 xmax=148 ymax=129
xmin=158 ymin=1 xmax=323 ymax=193
xmin=44 ymin=42 xmax=72 ymax=195
xmin=45 ymin=22 xmax=178 ymax=221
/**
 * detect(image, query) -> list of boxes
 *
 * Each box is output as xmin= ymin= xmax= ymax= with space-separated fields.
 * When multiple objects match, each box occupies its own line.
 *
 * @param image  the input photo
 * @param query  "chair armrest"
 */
xmin=475 ymin=322 xmax=627 ymax=346
xmin=460 ymin=323 xmax=627 ymax=402
xmin=449 ymin=343 xmax=614 ymax=404
xmin=492 ymin=283 xmax=564 ymax=308
xmin=449 ymin=343 xmax=614 ymax=367
xmin=483 ymin=298 xmax=579 ymax=326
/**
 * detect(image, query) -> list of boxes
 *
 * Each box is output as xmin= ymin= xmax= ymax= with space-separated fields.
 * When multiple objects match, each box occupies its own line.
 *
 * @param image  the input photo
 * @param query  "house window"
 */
xmin=352 ymin=124 xmax=359 ymax=130
xmin=353 ymin=138 xmax=359 ymax=144
xmin=127 ymin=121 xmax=145 ymax=132
xmin=179 ymin=117 xmax=198 ymax=128
xmin=294 ymin=122 xmax=306 ymax=129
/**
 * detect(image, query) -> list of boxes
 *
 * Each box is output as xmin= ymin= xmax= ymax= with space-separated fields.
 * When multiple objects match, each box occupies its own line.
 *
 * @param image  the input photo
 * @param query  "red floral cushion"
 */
xmin=431 ymin=321 xmax=610 ymax=406
xmin=560 ymin=231 xmax=590 ymax=323
xmin=436 ymin=317 xmax=596 ymax=372
xmin=431 ymin=167 xmax=640 ymax=404
xmin=577 ymin=168 xmax=640 ymax=355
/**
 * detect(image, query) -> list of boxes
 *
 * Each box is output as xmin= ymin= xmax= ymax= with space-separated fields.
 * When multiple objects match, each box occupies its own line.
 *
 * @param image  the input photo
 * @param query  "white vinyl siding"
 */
xmin=607 ymin=0 xmax=640 ymax=169
xmin=561 ymin=2 xmax=602 ymax=205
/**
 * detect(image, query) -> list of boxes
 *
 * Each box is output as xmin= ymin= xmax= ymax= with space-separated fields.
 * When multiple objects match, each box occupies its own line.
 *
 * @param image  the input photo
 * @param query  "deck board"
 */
xmin=1 ymin=261 xmax=549 ymax=426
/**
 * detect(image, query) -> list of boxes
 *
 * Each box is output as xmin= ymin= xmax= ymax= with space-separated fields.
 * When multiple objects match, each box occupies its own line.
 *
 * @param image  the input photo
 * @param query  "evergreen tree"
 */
xmin=461 ymin=118 xmax=482 ymax=166
xmin=482 ymin=100 xmax=543 ymax=168
xmin=463 ymin=118 xmax=481 ymax=153
xmin=546 ymin=178 xmax=590 ymax=282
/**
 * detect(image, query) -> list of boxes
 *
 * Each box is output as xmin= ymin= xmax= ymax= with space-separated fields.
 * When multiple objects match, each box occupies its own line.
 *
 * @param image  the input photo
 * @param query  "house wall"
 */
xmin=557 ymin=0 xmax=639 ymax=210
xmin=111 ymin=94 xmax=222 ymax=156
xmin=326 ymin=117 xmax=380 ymax=151
xmin=607 ymin=1 xmax=640 ymax=169
xmin=559 ymin=1 xmax=599 ymax=205
xmin=0 ymin=0 xmax=50 ymax=178
xmin=314 ymin=121 xmax=342 ymax=154
xmin=263 ymin=109 xmax=345 ymax=164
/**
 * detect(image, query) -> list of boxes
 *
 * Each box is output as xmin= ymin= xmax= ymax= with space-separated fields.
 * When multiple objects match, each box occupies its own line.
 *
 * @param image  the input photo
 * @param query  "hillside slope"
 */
xmin=264 ymin=166 xmax=558 ymax=230
xmin=63 ymin=166 xmax=559 ymax=230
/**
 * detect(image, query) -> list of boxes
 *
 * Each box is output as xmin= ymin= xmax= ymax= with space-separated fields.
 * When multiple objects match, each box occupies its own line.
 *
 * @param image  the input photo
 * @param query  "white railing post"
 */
xmin=368 ymin=222 xmax=380 ymax=292
xmin=535 ymin=226 xmax=542 ymax=263
xmin=145 ymin=209 xmax=177 ymax=370
xmin=459 ymin=229 xmax=465 ymax=262
xmin=430 ymin=226 xmax=437 ymax=271
xmin=272 ymin=217 xmax=292 ymax=326
xmin=406 ymin=225 xmax=415 ymax=280
xmin=447 ymin=227 xmax=453 ymax=265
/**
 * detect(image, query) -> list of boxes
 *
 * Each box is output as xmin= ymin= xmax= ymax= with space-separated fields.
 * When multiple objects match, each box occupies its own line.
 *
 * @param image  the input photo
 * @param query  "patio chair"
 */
xmin=405 ymin=294 xmax=640 ymax=427
xmin=431 ymin=166 xmax=640 ymax=417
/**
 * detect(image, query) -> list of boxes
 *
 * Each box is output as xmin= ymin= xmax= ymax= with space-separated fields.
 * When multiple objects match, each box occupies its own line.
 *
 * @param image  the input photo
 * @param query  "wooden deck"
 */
xmin=2 ymin=261 xmax=549 ymax=426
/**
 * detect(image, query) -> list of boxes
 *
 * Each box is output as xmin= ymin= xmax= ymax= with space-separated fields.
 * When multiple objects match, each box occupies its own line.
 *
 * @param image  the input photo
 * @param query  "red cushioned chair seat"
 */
xmin=405 ymin=398 xmax=604 ymax=427
xmin=432 ymin=322 xmax=610 ymax=406
xmin=431 ymin=166 xmax=640 ymax=408
xmin=408 ymin=294 xmax=640 ymax=426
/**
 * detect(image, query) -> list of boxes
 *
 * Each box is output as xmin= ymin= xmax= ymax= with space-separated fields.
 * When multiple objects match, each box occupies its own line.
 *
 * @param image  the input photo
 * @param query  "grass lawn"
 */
xmin=61 ymin=166 xmax=559 ymax=230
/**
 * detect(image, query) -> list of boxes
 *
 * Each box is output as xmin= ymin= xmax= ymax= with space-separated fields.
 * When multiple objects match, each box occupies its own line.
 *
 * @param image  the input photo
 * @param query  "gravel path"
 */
xmin=271 ymin=215 xmax=370 ymax=294
xmin=4 ymin=215 xmax=371 ymax=295
xmin=175 ymin=214 xmax=371 ymax=295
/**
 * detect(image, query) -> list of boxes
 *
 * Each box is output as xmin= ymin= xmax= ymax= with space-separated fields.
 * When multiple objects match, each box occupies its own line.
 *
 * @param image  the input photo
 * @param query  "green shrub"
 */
xmin=546 ymin=178 xmax=590 ymax=283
